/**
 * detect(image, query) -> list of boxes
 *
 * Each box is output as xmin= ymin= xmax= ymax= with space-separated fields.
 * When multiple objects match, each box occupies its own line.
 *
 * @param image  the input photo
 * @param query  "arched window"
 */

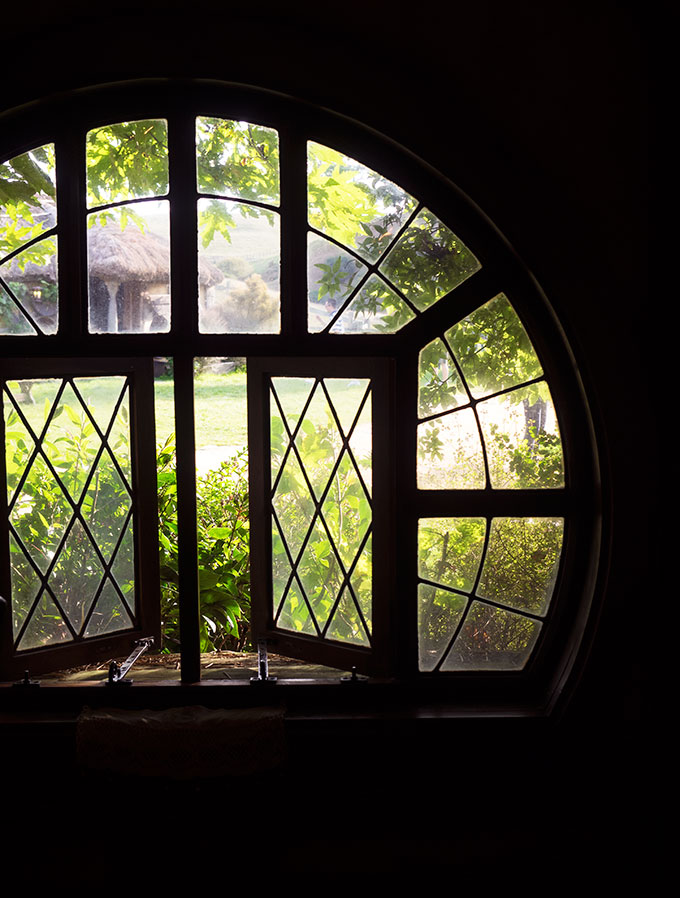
xmin=0 ymin=81 xmax=601 ymax=712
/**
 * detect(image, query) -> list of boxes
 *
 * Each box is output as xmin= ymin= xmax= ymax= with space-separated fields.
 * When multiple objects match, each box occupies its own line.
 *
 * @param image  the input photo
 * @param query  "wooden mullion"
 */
xmin=279 ymin=124 xmax=308 ymax=338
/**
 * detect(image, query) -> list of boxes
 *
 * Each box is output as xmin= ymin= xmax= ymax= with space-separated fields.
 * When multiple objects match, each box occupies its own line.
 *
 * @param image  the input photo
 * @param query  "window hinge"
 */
xmin=105 ymin=636 xmax=154 ymax=686
xmin=250 ymin=639 xmax=277 ymax=685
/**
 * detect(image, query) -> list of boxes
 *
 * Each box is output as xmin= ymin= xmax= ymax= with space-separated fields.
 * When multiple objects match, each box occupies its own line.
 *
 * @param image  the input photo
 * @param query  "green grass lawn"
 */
xmin=6 ymin=369 xmax=370 ymax=455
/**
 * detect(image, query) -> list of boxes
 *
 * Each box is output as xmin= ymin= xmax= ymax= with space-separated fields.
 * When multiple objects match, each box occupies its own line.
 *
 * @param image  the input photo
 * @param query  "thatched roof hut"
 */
xmin=2 ymin=212 xmax=223 ymax=332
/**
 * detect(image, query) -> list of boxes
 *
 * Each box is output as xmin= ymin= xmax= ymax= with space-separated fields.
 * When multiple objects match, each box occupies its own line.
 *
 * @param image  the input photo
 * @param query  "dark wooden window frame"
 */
xmin=0 ymin=80 xmax=604 ymax=717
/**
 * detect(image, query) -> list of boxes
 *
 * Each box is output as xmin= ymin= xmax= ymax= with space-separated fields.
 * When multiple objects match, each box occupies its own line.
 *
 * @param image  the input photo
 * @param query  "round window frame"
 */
xmin=0 ymin=79 xmax=605 ymax=715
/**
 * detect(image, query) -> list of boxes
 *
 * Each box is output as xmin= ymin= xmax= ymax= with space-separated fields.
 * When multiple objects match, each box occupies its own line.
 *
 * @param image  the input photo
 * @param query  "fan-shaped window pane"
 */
xmin=379 ymin=209 xmax=480 ymax=311
xmin=307 ymin=141 xmax=416 ymax=261
xmin=446 ymin=293 xmax=543 ymax=399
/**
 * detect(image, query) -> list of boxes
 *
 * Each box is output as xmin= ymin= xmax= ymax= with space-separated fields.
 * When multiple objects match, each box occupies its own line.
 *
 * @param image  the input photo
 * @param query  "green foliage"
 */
xmin=313 ymin=253 xmax=364 ymax=305
xmin=86 ymin=120 xmax=169 ymax=207
xmin=157 ymin=435 xmax=251 ymax=653
xmin=196 ymin=117 xmax=279 ymax=204
xmin=380 ymin=209 xmax=479 ymax=311
xmin=445 ymin=294 xmax=542 ymax=398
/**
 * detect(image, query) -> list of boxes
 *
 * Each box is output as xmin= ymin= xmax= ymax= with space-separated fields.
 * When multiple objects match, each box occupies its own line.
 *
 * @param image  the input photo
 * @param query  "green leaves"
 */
xmin=157 ymin=438 xmax=251 ymax=653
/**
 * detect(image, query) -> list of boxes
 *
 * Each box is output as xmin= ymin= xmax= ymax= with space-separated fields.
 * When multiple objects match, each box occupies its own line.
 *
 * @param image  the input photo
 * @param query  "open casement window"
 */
xmin=0 ymin=357 xmax=160 ymax=679
xmin=248 ymin=357 xmax=394 ymax=676
xmin=0 ymin=81 xmax=600 ymax=708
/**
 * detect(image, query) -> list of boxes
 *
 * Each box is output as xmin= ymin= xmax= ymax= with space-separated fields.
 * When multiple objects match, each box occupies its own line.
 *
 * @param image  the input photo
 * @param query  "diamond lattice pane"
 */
xmin=11 ymin=455 xmax=74 ymax=575
xmin=50 ymin=519 xmax=105 ymax=634
xmin=277 ymin=578 xmax=316 ymax=635
xmin=4 ymin=402 xmax=36 ymax=504
xmin=9 ymin=533 xmax=42 ymax=637
xmin=270 ymin=376 xmax=373 ymax=646
xmin=17 ymin=593 xmax=72 ymax=651
xmin=3 ymin=374 xmax=137 ymax=649
xmin=272 ymin=450 xmax=315 ymax=562
xmin=351 ymin=531 xmax=372 ymax=627
xmin=81 ymin=451 xmax=131 ymax=560
xmin=292 ymin=382 xmax=338 ymax=502
xmin=84 ymin=579 xmax=134 ymax=637
xmin=321 ymin=451 xmax=371 ymax=569
xmin=45 ymin=381 xmax=103 ymax=503
xmin=325 ymin=586 xmax=369 ymax=646
xmin=296 ymin=515 xmax=343 ymax=631
xmin=110 ymin=518 xmax=135 ymax=614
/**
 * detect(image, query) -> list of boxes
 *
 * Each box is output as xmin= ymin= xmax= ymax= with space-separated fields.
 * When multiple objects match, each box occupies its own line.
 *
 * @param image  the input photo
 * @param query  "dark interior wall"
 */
xmin=0 ymin=0 xmax=647 ymax=875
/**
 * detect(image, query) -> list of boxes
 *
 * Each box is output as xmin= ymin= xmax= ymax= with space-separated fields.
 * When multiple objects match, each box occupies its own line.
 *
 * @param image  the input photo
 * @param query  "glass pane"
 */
xmin=418 ymin=337 xmax=468 ymax=418
xmin=326 ymin=587 xmax=369 ymax=646
xmin=477 ymin=518 xmax=564 ymax=616
xmin=196 ymin=117 xmax=280 ymax=205
xmin=17 ymin=592 xmax=72 ymax=651
xmin=0 ymin=143 xmax=56 ymax=259
xmin=88 ymin=202 xmax=170 ymax=333
xmin=417 ymin=409 xmax=486 ymax=489
xmin=84 ymin=580 xmax=133 ymax=637
xmin=198 ymin=199 xmax=280 ymax=333
xmin=442 ymin=601 xmax=541 ymax=671
xmin=270 ymin=377 xmax=372 ymax=644
xmin=418 ymin=518 xmax=486 ymax=592
xmin=9 ymin=533 xmax=42 ymax=636
xmin=308 ymin=141 xmax=417 ymax=261
xmin=330 ymin=274 xmax=415 ymax=334
xmin=418 ymin=583 xmax=467 ymax=672
xmin=277 ymin=578 xmax=315 ymax=635
xmin=0 ymin=237 xmax=58 ymax=334
xmin=0 ymin=282 xmax=37 ymax=335
xmin=308 ymin=234 xmax=366 ymax=333
xmin=86 ymin=120 xmax=168 ymax=207
xmin=477 ymin=382 xmax=564 ymax=488
xmin=446 ymin=294 xmax=543 ymax=398
xmin=3 ymin=375 xmax=136 ymax=647
xmin=50 ymin=518 xmax=104 ymax=633
xmin=110 ymin=519 xmax=135 ymax=614
xmin=379 ymin=209 xmax=480 ymax=311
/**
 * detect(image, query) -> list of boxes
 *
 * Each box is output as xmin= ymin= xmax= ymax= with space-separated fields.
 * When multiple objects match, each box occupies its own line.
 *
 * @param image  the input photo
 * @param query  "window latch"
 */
xmin=250 ymin=639 xmax=277 ymax=685
xmin=105 ymin=637 xmax=154 ymax=686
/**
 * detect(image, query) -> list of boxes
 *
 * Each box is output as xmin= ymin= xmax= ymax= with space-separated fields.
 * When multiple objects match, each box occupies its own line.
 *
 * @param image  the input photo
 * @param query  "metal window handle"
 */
xmin=105 ymin=637 xmax=154 ymax=686
xmin=250 ymin=639 xmax=277 ymax=684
